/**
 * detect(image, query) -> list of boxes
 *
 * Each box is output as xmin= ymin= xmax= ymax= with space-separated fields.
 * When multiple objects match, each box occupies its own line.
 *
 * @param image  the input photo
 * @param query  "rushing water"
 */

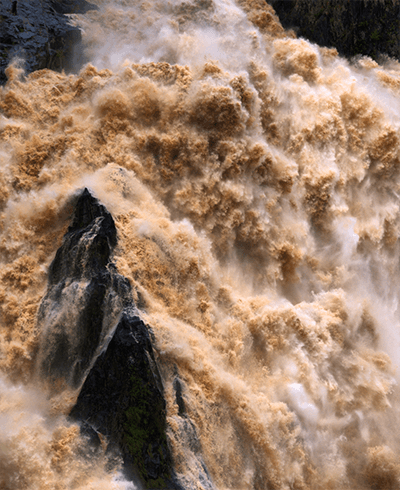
xmin=2 ymin=0 xmax=400 ymax=488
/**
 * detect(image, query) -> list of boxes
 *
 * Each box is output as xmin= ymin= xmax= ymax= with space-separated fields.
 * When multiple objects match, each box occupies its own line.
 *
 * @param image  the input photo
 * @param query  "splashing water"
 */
xmin=2 ymin=0 xmax=400 ymax=488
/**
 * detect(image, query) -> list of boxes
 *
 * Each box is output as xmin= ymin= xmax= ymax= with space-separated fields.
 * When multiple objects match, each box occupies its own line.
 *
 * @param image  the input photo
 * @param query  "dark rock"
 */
xmin=50 ymin=0 xmax=98 ymax=15
xmin=36 ymin=188 xmax=127 ymax=389
xmin=37 ymin=187 xmax=182 ymax=488
xmin=48 ymin=188 xmax=117 ymax=286
xmin=70 ymin=308 xmax=183 ymax=489
xmin=173 ymin=377 xmax=186 ymax=417
xmin=0 ymin=0 xmax=98 ymax=85
xmin=270 ymin=0 xmax=400 ymax=61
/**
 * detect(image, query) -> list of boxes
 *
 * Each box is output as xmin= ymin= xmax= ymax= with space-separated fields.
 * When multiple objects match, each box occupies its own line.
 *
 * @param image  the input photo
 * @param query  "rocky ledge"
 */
xmin=0 ymin=0 xmax=97 ymax=84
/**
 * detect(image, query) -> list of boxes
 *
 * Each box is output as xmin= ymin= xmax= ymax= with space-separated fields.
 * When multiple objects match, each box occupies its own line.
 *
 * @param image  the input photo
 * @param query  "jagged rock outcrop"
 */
xmin=0 ymin=0 xmax=97 ymax=85
xmin=36 ymin=188 xmax=125 ymax=388
xmin=270 ymin=0 xmax=400 ymax=61
xmin=37 ymin=188 xmax=181 ymax=489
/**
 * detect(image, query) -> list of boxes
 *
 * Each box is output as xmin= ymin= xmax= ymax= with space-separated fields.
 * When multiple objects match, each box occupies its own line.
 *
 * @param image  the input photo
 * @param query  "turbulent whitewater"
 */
xmin=1 ymin=0 xmax=400 ymax=488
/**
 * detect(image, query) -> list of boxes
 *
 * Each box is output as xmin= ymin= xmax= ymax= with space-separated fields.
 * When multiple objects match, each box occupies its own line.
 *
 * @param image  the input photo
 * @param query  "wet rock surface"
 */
xmin=0 ymin=0 xmax=97 ymax=85
xmin=37 ymin=188 xmax=182 ymax=488
xmin=37 ymin=188 xmax=126 ymax=388
xmin=70 ymin=308 xmax=182 ymax=489
xmin=270 ymin=0 xmax=400 ymax=61
xmin=171 ymin=376 xmax=216 ymax=490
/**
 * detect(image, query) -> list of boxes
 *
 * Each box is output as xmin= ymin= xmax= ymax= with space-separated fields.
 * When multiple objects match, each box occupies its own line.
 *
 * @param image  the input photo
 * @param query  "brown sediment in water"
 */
xmin=1 ymin=0 xmax=400 ymax=488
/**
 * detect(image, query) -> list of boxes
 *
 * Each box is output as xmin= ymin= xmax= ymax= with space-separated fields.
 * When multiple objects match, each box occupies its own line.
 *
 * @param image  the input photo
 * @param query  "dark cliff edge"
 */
xmin=269 ymin=0 xmax=400 ymax=61
xmin=36 ymin=188 xmax=184 ymax=489
xmin=0 ymin=0 xmax=98 ymax=85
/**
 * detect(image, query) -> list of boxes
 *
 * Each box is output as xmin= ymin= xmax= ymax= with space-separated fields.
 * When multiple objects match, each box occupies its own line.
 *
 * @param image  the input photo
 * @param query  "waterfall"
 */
xmin=1 ymin=1 xmax=400 ymax=488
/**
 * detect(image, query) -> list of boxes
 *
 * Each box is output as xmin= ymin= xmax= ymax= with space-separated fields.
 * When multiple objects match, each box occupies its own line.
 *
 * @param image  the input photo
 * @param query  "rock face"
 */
xmin=36 ymin=188 xmax=125 ymax=388
xmin=70 ymin=308 xmax=180 ymax=489
xmin=0 ymin=0 xmax=97 ymax=85
xmin=270 ymin=0 xmax=400 ymax=61
xmin=37 ymin=188 xmax=180 ymax=489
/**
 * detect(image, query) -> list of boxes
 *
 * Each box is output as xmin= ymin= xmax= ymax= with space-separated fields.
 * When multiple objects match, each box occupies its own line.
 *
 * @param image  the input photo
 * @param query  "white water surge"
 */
xmin=1 ymin=0 xmax=400 ymax=488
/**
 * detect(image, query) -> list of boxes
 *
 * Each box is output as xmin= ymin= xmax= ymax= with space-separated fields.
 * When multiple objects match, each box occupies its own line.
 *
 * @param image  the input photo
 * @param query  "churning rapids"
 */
xmin=2 ymin=0 xmax=400 ymax=489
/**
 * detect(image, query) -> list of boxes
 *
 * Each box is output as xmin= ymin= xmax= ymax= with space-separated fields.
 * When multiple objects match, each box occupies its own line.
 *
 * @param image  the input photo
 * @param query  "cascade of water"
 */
xmin=2 ymin=1 xmax=400 ymax=488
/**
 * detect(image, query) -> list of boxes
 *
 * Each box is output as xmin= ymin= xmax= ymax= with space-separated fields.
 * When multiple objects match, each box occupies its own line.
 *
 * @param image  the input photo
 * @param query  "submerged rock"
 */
xmin=37 ymin=188 xmax=182 ymax=488
xmin=0 ymin=0 xmax=97 ymax=85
